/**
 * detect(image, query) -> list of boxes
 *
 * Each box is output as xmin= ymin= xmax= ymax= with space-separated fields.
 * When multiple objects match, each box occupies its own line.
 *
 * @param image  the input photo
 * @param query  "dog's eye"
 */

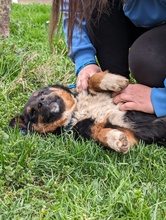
xmin=38 ymin=91 xmax=46 ymax=96
xmin=30 ymin=108 xmax=36 ymax=118
xmin=38 ymin=90 xmax=51 ymax=96
xmin=38 ymin=103 xmax=42 ymax=108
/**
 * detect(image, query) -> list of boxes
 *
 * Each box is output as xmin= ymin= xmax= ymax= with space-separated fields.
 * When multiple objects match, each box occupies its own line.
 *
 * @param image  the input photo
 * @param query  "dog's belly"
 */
xmin=73 ymin=91 xmax=131 ymax=128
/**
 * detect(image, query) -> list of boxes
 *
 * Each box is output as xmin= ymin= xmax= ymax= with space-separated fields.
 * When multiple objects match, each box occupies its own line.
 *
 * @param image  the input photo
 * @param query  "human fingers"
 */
xmin=76 ymin=77 xmax=89 ymax=92
xmin=119 ymin=102 xmax=136 ymax=111
xmin=76 ymin=64 xmax=101 ymax=92
xmin=113 ymin=92 xmax=132 ymax=104
xmin=119 ymin=101 xmax=154 ymax=114
xmin=112 ymin=91 xmax=121 ymax=98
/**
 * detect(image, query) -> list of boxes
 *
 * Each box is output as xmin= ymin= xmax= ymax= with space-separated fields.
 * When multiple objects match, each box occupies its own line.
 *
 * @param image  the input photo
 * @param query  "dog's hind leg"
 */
xmin=91 ymin=123 xmax=138 ymax=153
xmin=89 ymin=71 xmax=129 ymax=93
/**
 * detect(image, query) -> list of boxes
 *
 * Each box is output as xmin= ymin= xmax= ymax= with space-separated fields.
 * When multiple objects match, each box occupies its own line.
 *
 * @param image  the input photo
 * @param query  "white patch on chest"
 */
xmin=72 ymin=91 xmax=132 ymax=128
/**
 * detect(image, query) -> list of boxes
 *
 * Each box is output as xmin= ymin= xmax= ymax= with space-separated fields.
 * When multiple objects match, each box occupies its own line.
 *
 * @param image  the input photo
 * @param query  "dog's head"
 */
xmin=9 ymin=85 xmax=77 ymax=134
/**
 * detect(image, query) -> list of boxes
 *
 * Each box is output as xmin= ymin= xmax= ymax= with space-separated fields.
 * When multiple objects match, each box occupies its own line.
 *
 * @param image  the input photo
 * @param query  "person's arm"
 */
xmin=62 ymin=2 xmax=98 ymax=75
xmin=151 ymin=79 xmax=166 ymax=117
xmin=62 ymin=1 xmax=101 ymax=91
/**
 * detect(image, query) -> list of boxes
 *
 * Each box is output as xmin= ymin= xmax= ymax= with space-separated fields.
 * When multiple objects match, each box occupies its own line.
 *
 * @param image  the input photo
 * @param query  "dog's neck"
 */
xmin=63 ymin=113 xmax=75 ymax=131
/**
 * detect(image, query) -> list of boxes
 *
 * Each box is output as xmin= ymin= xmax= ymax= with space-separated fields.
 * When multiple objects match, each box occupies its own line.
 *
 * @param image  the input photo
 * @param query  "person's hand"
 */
xmin=112 ymin=84 xmax=154 ymax=114
xmin=76 ymin=64 xmax=101 ymax=92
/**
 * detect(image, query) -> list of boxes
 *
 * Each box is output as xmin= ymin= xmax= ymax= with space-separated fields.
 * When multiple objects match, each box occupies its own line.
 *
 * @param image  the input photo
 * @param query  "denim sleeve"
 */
xmin=151 ymin=79 xmax=166 ymax=117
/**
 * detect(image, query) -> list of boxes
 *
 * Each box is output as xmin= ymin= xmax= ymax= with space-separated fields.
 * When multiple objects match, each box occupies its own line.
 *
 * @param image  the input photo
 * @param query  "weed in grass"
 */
xmin=0 ymin=3 xmax=166 ymax=220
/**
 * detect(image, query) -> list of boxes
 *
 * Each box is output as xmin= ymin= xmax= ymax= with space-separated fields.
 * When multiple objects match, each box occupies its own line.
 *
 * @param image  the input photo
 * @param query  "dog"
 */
xmin=9 ymin=71 xmax=166 ymax=153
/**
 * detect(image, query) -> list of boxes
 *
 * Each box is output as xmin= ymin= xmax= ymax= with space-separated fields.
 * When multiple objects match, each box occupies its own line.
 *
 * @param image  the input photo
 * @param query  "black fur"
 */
xmin=125 ymin=111 xmax=166 ymax=146
xmin=73 ymin=118 xmax=95 ymax=140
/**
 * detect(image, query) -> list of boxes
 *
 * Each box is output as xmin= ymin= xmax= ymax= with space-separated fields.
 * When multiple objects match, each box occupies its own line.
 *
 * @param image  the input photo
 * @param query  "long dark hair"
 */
xmin=49 ymin=0 xmax=110 ymax=47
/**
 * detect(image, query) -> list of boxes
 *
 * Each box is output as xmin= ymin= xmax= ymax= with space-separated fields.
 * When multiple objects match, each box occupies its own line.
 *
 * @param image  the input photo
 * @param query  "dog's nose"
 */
xmin=38 ymin=97 xmax=45 ymax=108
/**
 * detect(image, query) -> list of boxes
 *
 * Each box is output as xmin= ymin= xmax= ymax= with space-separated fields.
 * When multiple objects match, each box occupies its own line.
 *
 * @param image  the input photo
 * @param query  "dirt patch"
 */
xmin=17 ymin=0 xmax=51 ymax=4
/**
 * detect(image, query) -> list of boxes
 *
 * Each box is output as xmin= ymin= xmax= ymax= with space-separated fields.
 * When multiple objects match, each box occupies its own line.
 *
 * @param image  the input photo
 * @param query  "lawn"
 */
xmin=0 ymin=3 xmax=166 ymax=220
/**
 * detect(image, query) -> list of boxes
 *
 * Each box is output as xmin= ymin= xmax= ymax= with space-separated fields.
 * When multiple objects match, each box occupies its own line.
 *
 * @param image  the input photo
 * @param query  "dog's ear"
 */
xmin=9 ymin=114 xmax=28 ymax=134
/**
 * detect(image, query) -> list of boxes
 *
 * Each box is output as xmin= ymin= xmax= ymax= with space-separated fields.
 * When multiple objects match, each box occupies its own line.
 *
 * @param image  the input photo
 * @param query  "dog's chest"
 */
xmin=73 ymin=91 xmax=126 ymax=126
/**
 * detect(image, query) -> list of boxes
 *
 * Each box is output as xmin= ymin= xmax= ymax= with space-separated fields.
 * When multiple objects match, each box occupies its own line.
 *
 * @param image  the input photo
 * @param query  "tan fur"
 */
xmin=90 ymin=121 xmax=137 ymax=154
xmin=88 ymin=71 xmax=107 ymax=92
xmin=89 ymin=71 xmax=129 ymax=93
xmin=33 ymin=117 xmax=68 ymax=133
xmin=99 ymin=73 xmax=129 ymax=91
xmin=49 ymin=88 xmax=76 ymax=111
xmin=26 ymin=106 xmax=31 ymax=114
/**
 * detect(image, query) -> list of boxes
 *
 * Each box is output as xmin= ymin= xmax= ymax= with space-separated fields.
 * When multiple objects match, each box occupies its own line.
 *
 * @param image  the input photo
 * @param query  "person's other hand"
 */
xmin=112 ymin=84 xmax=154 ymax=114
xmin=76 ymin=64 xmax=101 ymax=92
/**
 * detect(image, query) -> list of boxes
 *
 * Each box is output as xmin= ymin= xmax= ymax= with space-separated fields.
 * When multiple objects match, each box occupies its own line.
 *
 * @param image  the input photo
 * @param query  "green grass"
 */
xmin=0 ymin=3 xmax=166 ymax=220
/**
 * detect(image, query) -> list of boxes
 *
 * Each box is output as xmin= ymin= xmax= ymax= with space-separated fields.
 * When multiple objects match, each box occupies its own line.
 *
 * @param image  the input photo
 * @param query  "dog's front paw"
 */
xmin=111 ymin=76 xmax=129 ymax=92
xmin=106 ymin=129 xmax=130 ymax=153
xmin=100 ymin=73 xmax=129 ymax=92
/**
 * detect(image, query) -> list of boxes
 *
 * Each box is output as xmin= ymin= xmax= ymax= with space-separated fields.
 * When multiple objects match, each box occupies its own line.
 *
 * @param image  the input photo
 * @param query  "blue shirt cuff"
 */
xmin=74 ymin=49 xmax=97 ymax=75
xmin=151 ymin=79 xmax=166 ymax=117
xmin=76 ymin=60 xmax=98 ymax=76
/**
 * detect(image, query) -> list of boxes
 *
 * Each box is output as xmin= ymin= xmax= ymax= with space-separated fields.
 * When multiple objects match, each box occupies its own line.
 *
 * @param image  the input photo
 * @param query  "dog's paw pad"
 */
xmin=116 ymin=133 xmax=129 ymax=153
xmin=106 ymin=130 xmax=130 ymax=153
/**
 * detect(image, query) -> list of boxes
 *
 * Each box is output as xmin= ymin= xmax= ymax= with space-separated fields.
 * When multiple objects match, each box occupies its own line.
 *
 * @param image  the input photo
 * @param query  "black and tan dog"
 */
xmin=9 ymin=71 xmax=166 ymax=153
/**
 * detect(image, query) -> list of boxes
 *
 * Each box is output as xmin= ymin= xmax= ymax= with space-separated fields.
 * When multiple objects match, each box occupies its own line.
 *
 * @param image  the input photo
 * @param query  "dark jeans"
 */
xmin=90 ymin=0 xmax=166 ymax=87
